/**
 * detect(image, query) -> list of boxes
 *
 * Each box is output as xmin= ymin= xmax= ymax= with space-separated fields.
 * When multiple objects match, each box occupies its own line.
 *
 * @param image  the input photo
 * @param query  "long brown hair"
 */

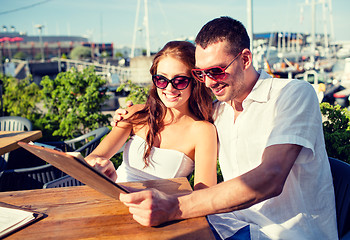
xmin=125 ymin=41 xmax=213 ymax=166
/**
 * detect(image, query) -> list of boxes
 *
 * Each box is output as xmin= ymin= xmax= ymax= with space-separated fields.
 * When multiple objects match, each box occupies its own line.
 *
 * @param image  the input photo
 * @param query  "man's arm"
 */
xmin=120 ymin=143 xmax=302 ymax=226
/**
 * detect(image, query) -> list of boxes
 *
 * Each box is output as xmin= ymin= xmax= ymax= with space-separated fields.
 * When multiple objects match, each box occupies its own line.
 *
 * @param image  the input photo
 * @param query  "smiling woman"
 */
xmin=153 ymin=56 xmax=192 ymax=109
xmin=85 ymin=40 xmax=218 ymax=191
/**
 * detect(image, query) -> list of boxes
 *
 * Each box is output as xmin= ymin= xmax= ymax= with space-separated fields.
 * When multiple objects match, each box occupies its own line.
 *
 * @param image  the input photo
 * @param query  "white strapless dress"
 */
xmin=116 ymin=135 xmax=194 ymax=182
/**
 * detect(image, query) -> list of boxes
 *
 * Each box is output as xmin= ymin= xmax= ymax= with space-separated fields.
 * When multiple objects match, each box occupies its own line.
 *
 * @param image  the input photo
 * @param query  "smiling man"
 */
xmin=118 ymin=16 xmax=338 ymax=239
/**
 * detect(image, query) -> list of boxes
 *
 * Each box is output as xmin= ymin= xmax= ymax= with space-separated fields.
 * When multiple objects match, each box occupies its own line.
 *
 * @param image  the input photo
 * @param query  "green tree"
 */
xmin=115 ymin=51 xmax=124 ymax=58
xmin=117 ymin=80 xmax=149 ymax=104
xmin=320 ymin=102 xmax=350 ymax=163
xmin=13 ymin=51 xmax=27 ymax=60
xmin=34 ymin=52 xmax=43 ymax=61
xmin=69 ymin=46 xmax=91 ymax=60
xmin=101 ymin=51 xmax=109 ymax=58
xmin=39 ymin=66 xmax=110 ymax=140
xmin=1 ymin=74 xmax=42 ymax=127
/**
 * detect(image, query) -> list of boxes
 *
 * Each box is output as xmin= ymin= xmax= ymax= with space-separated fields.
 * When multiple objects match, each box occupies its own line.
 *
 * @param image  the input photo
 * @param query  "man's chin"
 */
xmin=214 ymin=93 xmax=230 ymax=102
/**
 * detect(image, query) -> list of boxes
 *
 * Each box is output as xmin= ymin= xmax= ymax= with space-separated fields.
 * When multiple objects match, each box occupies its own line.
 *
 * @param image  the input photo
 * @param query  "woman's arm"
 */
xmin=86 ymin=124 xmax=131 ymax=161
xmin=192 ymin=121 xmax=218 ymax=190
xmin=85 ymin=105 xmax=141 ymax=180
xmin=84 ymin=123 xmax=131 ymax=181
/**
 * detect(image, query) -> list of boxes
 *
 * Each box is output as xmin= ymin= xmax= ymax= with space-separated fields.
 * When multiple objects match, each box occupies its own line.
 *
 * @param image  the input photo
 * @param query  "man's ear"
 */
xmin=241 ymin=48 xmax=252 ymax=70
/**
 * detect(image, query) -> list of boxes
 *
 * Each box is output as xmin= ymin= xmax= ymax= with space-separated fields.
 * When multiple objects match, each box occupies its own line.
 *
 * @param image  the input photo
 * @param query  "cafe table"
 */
xmin=0 ymin=177 xmax=215 ymax=239
xmin=0 ymin=131 xmax=42 ymax=155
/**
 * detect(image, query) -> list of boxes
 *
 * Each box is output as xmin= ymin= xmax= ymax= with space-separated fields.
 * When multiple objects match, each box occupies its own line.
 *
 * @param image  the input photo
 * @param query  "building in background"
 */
xmin=0 ymin=26 xmax=113 ymax=60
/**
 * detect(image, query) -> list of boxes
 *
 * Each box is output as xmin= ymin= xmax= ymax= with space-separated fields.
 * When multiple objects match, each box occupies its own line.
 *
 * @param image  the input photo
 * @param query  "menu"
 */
xmin=18 ymin=142 xmax=129 ymax=200
xmin=0 ymin=203 xmax=44 ymax=238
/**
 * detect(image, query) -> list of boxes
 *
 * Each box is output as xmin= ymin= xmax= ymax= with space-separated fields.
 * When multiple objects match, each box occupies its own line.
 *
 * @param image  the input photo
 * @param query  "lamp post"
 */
xmin=0 ymin=79 xmax=3 ymax=116
xmin=0 ymin=42 xmax=3 ymax=74
xmin=35 ymin=24 xmax=45 ymax=62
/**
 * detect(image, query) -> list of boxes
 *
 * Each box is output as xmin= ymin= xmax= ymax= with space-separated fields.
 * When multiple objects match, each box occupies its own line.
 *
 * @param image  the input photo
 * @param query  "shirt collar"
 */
xmin=220 ymin=70 xmax=274 ymax=109
xmin=244 ymin=70 xmax=273 ymax=103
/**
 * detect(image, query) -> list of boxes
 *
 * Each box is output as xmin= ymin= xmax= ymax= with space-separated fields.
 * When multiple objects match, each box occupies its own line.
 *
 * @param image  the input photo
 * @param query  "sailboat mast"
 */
xmin=311 ymin=0 xmax=316 ymax=63
xmin=131 ymin=0 xmax=141 ymax=58
xmin=144 ymin=0 xmax=151 ymax=57
xmin=246 ymin=0 xmax=253 ymax=52
xmin=131 ymin=0 xmax=151 ymax=58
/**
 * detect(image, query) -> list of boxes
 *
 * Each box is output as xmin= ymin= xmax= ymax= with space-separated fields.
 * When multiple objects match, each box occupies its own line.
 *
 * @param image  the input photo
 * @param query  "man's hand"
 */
xmin=110 ymin=101 xmax=133 ymax=127
xmin=85 ymin=157 xmax=117 ymax=181
xmin=119 ymin=189 xmax=180 ymax=226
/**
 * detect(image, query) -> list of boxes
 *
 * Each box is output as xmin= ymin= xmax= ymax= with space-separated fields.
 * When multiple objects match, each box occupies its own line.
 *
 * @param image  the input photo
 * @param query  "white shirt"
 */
xmin=208 ymin=70 xmax=338 ymax=239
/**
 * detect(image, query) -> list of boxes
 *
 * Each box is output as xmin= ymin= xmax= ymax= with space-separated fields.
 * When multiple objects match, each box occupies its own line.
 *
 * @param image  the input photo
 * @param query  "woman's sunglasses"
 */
xmin=152 ymin=75 xmax=191 ymax=90
xmin=191 ymin=52 xmax=242 ymax=82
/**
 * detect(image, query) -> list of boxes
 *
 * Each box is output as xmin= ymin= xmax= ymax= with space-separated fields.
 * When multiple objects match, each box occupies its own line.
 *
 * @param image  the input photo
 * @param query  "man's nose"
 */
xmin=205 ymin=76 xmax=216 ymax=88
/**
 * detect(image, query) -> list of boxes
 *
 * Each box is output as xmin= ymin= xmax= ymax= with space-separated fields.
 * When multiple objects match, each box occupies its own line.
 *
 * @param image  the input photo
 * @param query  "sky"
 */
xmin=1 ymin=0 xmax=349 ymax=52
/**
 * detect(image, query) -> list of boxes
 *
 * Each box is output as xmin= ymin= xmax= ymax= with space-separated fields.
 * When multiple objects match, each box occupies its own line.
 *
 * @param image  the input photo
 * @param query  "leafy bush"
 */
xmin=13 ymin=51 xmax=27 ymax=60
xmin=39 ymin=66 xmax=111 ymax=140
xmin=101 ymin=51 xmax=109 ymax=57
xmin=115 ymin=51 xmax=124 ymax=58
xmin=34 ymin=53 xmax=43 ymax=61
xmin=2 ymin=74 xmax=42 ymax=128
xmin=70 ymin=46 xmax=91 ymax=60
xmin=320 ymin=102 xmax=350 ymax=163
xmin=117 ymin=80 xmax=150 ymax=104
xmin=110 ymin=151 xmax=123 ymax=170
xmin=2 ymin=67 xmax=111 ymax=141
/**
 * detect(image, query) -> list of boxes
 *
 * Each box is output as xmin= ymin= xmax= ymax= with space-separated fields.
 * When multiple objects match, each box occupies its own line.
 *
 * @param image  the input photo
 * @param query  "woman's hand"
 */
xmin=85 ymin=156 xmax=117 ymax=182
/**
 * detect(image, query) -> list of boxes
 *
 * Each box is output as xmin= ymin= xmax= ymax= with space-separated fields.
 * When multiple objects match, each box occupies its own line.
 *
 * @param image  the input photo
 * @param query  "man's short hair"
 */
xmin=195 ymin=16 xmax=250 ymax=56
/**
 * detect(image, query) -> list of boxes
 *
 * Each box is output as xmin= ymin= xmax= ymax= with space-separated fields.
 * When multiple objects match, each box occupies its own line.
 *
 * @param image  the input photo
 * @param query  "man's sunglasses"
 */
xmin=152 ymin=75 xmax=191 ymax=90
xmin=191 ymin=52 xmax=242 ymax=82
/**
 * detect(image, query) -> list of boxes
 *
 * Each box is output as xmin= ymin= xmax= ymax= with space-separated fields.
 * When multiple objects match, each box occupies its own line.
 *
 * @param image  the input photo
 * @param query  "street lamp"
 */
xmin=35 ymin=24 xmax=45 ymax=62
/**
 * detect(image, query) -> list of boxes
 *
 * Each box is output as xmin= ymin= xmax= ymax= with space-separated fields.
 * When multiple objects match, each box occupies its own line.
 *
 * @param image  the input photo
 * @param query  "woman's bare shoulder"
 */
xmin=190 ymin=120 xmax=217 ymax=135
xmin=189 ymin=120 xmax=217 ymax=153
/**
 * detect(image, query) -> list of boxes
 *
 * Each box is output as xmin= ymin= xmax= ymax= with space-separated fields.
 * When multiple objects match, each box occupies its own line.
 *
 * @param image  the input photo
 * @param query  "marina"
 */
xmin=1 ymin=0 xmax=350 ymax=108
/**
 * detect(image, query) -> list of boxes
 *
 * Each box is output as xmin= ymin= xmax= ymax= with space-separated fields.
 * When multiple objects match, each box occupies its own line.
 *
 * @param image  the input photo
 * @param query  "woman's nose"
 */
xmin=165 ymin=82 xmax=175 ymax=91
